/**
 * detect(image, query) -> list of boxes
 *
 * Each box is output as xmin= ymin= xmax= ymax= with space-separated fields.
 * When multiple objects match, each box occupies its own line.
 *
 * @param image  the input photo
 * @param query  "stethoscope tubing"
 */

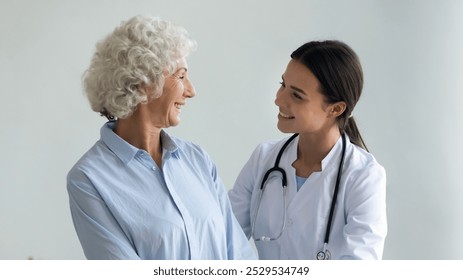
xmin=323 ymin=133 xmax=346 ymax=244
xmin=251 ymin=133 xmax=346 ymax=260
xmin=251 ymin=133 xmax=297 ymax=242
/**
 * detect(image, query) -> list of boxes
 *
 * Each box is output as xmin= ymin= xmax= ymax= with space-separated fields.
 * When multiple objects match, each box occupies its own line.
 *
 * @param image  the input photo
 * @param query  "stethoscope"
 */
xmin=251 ymin=133 xmax=346 ymax=260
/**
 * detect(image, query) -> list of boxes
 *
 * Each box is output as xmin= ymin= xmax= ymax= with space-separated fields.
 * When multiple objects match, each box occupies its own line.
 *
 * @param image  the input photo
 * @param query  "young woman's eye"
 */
xmin=292 ymin=92 xmax=303 ymax=100
xmin=279 ymin=81 xmax=285 ymax=87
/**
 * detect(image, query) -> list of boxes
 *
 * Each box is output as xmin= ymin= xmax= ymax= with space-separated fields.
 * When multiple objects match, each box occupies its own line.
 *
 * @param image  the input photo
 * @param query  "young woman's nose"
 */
xmin=274 ymin=87 xmax=286 ymax=107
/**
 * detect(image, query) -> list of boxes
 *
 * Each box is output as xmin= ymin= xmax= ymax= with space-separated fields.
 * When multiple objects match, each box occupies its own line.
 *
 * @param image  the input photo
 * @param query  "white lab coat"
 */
xmin=229 ymin=134 xmax=387 ymax=260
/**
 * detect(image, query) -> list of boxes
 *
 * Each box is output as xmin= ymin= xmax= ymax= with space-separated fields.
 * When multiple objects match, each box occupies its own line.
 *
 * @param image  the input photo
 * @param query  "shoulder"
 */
xmin=347 ymin=143 xmax=385 ymax=174
xmin=166 ymin=135 xmax=221 ymax=176
xmin=169 ymin=135 xmax=211 ymax=160
xmin=344 ymin=142 xmax=386 ymax=190
xmin=67 ymin=141 xmax=113 ymax=185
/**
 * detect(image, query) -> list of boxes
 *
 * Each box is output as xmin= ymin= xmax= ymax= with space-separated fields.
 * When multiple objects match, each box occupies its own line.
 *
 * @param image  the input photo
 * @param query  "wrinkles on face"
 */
xmin=147 ymin=58 xmax=195 ymax=128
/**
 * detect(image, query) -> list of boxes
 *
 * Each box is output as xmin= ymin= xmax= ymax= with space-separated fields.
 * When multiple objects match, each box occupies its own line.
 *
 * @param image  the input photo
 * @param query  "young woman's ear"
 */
xmin=330 ymin=101 xmax=347 ymax=118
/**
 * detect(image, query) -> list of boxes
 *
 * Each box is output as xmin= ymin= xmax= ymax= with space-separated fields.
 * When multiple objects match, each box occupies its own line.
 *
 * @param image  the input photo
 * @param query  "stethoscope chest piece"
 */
xmin=316 ymin=249 xmax=331 ymax=260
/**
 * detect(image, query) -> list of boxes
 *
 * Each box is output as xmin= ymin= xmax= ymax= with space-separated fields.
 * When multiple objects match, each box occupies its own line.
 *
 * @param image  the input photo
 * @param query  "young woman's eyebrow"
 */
xmin=282 ymin=76 xmax=307 ymax=95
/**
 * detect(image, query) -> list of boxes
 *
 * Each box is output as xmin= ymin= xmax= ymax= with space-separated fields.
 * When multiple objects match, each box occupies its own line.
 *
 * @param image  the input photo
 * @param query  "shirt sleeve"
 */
xmin=228 ymin=145 xmax=262 ymax=239
xmin=67 ymin=170 xmax=141 ymax=260
xmin=205 ymin=153 xmax=256 ymax=260
xmin=338 ymin=161 xmax=387 ymax=260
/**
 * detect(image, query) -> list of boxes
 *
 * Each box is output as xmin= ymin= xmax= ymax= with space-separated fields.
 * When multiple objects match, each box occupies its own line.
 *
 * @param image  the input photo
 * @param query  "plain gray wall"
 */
xmin=1 ymin=0 xmax=462 ymax=259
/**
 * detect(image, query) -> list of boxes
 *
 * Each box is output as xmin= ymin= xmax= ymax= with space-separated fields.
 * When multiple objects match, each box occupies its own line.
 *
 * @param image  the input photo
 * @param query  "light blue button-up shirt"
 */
xmin=67 ymin=122 xmax=256 ymax=260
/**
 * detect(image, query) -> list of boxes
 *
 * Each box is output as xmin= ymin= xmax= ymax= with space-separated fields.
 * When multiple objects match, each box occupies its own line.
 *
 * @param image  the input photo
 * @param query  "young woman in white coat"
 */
xmin=229 ymin=40 xmax=387 ymax=260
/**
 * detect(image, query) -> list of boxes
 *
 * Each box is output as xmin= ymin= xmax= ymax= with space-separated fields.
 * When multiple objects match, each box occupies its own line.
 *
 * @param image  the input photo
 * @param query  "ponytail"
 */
xmin=342 ymin=117 xmax=368 ymax=152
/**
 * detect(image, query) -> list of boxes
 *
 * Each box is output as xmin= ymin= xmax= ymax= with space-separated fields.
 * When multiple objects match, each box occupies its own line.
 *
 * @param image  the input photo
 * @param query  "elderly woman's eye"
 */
xmin=173 ymin=72 xmax=185 ymax=80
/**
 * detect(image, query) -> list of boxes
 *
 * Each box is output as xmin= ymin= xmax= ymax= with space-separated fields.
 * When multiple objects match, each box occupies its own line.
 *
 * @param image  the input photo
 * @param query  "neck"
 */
xmin=292 ymin=127 xmax=341 ymax=177
xmin=114 ymin=110 xmax=163 ymax=168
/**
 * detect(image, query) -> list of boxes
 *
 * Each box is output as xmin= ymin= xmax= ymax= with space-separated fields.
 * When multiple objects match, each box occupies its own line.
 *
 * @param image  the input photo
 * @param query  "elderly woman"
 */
xmin=67 ymin=15 xmax=255 ymax=260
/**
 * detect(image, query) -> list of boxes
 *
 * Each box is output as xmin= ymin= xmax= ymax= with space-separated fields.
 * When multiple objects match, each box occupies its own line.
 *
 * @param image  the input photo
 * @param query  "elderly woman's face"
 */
xmin=147 ymin=58 xmax=196 ymax=128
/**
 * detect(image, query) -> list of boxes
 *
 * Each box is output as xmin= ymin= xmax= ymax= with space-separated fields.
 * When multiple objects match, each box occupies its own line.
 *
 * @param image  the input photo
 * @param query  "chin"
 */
xmin=277 ymin=123 xmax=293 ymax=134
xmin=169 ymin=118 xmax=180 ymax=127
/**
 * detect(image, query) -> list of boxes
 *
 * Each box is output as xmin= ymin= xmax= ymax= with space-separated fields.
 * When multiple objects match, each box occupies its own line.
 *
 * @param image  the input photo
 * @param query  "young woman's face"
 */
xmin=275 ymin=59 xmax=338 ymax=135
xmin=147 ymin=58 xmax=196 ymax=128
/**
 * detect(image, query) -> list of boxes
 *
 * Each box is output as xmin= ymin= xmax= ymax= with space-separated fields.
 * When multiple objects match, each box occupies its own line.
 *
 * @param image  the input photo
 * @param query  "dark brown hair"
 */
xmin=291 ymin=40 xmax=368 ymax=151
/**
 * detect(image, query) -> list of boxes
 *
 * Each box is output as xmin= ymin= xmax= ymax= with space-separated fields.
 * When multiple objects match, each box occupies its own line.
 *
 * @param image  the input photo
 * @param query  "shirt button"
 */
xmin=151 ymin=166 xmax=156 ymax=171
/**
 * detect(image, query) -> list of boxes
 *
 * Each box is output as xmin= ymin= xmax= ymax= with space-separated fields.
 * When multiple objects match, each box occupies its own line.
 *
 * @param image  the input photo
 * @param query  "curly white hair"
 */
xmin=82 ymin=15 xmax=197 ymax=119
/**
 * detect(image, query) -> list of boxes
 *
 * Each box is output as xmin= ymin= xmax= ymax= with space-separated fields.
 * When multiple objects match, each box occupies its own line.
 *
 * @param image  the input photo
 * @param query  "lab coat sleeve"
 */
xmin=228 ymin=145 xmax=263 ymax=239
xmin=206 ymin=154 xmax=257 ymax=260
xmin=67 ymin=170 xmax=141 ymax=260
xmin=340 ymin=161 xmax=387 ymax=260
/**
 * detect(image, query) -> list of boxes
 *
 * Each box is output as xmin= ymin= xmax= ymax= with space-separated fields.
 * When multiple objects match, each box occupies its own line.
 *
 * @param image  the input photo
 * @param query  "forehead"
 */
xmin=284 ymin=59 xmax=320 ymax=90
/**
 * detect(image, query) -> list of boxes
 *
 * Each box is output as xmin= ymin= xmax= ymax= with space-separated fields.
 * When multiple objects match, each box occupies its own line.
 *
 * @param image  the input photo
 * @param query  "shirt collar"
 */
xmin=160 ymin=130 xmax=180 ymax=160
xmin=100 ymin=121 xmax=180 ymax=164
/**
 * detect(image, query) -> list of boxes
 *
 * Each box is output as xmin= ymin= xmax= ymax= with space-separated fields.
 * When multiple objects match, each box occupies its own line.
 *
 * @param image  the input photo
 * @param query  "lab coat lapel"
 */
xmin=282 ymin=136 xmax=299 ymax=207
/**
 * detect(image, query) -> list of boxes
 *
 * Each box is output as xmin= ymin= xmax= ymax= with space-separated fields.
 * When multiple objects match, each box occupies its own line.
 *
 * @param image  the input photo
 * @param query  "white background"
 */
xmin=0 ymin=0 xmax=462 ymax=260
